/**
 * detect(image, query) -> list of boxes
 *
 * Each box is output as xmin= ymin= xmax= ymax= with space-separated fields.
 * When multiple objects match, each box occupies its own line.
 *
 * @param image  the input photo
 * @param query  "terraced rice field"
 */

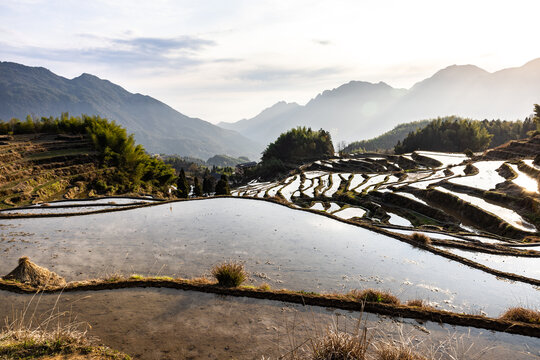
xmin=233 ymin=151 xmax=540 ymax=241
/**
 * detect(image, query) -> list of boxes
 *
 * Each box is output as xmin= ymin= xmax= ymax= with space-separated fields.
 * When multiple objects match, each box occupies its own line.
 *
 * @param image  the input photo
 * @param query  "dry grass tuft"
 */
xmin=258 ymin=283 xmax=271 ymax=291
xmin=406 ymin=299 xmax=424 ymax=307
xmin=500 ymin=307 xmax=540 ymax=324
xmin=411 ymin=233 xmax=431 ymax=245
xmin=374 ymin=343 xmax=428 ymax=360
xmin=2 ymin=256 xmax=66 ymax=287
xmin=310 ymin=329 xmax=369 ymax=360
xmin=211 ymin=261 xmax=248 ymax=287
xmin=348 ymin=289 xmax=400 ymax=305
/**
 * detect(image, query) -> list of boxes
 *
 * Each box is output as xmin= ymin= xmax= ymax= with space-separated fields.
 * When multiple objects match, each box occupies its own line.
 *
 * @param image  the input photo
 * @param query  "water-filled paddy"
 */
xmin=435 ymin=187 xmax=536 ymax=232
xmin=443 ymin=248 xmax=540 ymax=280
xmin=0 ymin=198 xmax=538 ymax=315
xmin=0 ymin=288 xmax=537 ymax=360
xmin=448 ymin=161 xmax=505 ymax=191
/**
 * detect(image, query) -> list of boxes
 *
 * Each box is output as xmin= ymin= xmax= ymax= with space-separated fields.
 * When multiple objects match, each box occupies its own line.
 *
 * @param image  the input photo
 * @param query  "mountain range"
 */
xmin=219 ymin=59 xmax=540 ymax=146
xmin=2 ymin=59 xmax=540 ymax=159
xmin=0 ymin=62 xmax=259 ymax=159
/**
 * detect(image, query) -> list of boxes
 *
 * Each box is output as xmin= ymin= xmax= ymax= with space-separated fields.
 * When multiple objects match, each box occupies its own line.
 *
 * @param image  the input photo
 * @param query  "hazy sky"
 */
xmin=1 ymin=0 xmax=539 ymax=124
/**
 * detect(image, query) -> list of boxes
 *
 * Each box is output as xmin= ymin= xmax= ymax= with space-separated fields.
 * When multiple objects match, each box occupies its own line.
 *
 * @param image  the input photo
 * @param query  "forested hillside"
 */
xmin=394 ymin=115 xmax=538 ymax=154
xmin=0 ymin=114 xmax=176 ymax=207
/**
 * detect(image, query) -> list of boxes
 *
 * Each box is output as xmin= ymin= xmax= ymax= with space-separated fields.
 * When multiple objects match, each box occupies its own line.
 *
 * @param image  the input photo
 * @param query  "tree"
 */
xmin=176 ymin=168 xmax=189 ymax=198
xmin=394 ymin=118 xmax=493 ymax=154
xmin=534 ymin=104 xmax=540 ymax=131
xmin=262 ymin=127 xmax=334 ymax=164
xmin=215 ymin=174 xmax=230 ymax=195
xmin=193 ymin=177 xmax=203 ymax=197
xmin=202 ymin=169 xmax=215 ymax=195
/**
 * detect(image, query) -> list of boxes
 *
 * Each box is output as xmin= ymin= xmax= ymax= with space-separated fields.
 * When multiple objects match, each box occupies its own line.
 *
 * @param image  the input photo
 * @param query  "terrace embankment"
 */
xmin=0 ymin=133 xmax=101 ymax=208
xmin=484 ymin=134 xmax=540 ymax=160
xmin=1 ymin=276 xmax=539 ymax=338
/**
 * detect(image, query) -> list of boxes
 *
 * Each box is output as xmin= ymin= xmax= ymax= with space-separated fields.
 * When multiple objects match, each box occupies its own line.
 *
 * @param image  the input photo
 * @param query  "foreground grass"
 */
xmin=211 ymin=261 xmax=248 ymax=287
xmin=0 ymin=326 xmax=130 ymax=360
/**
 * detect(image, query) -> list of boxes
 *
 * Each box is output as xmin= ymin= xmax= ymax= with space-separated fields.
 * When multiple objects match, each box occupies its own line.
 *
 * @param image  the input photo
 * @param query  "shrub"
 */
xmin=211 ymin=261 xmax=247 ymax=287
xmin=348 ymin=289 xmax=400 ymax=305
xmin=500 ymin=307 xmax=540 ymax=323
xmin=411 ymin=232 xmax=431 ymax=245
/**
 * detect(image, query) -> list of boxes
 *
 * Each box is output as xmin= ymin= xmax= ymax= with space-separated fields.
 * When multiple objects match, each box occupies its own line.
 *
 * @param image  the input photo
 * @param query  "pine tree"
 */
xmin=193 ymin=177 xmax=203 ymax=197
xmin=202 ymin=169 xmax=215 ymax=195
xmin=177 ymin=168 xmax=189 ymax=198
xmin=215 ymin=174 xmax=230 ymax=195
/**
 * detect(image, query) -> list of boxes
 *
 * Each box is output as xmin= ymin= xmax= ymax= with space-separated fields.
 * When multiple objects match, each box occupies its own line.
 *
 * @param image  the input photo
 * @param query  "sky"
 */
xmin=1 ymin=0 xmax=539 ymax=124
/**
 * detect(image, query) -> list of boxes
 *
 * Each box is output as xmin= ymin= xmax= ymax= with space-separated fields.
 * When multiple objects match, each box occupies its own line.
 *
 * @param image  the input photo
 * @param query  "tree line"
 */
xmin=394 ymin=110 xmax=539 ymax=154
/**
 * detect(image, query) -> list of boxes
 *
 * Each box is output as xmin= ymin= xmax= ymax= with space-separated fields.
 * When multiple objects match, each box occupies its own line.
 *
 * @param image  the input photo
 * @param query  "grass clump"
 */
xmin=0 ymin=314 xmax=131 ymax=360
xmin=211 ymin=261 xmax=248 ymax=287
xmin=410 ymin=233 xmax=431 ymax=245
xmin=258 ymin=283 xmax=271 ymax=291
xmin=500 ymin=307 xmax=540 ymax=324
xmin=348 ymin=289 xmax=400 ymax=305
xmin=105 ymin=273 xmax=124 ymax=282
xmin=374 ymin=343 xmax=428 ymax=360
xmin=310 ymin=329 xmax=369 ymax=360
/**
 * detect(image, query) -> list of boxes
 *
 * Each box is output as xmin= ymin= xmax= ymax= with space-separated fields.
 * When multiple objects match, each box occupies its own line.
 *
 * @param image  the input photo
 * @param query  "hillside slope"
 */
xmin=0 ymin=62 xmax=261 ymax=159
xmin=222 ymin=59 xmax=540 ymax=146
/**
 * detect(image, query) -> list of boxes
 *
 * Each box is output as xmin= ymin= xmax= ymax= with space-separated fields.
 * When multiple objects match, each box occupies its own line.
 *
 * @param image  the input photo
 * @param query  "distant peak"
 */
xmin=73 ymin=72 xmax=100 ymax=81
xmin=521 ymin=57 xmax=540 ymax=68
xmin=433 ymin=64 xmax=488 ymax=77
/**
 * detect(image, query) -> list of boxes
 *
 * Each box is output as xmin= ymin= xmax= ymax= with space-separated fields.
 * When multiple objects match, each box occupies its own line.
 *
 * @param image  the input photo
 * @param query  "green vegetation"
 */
xmin=345 ymin=115 xmax=537 ymax=154
xmin=344 ymin=119 xmax=431 ymax=153
xmin=215 ymin=174 xmax=231 ymax=195
xmin=211 ymin=261 xmax=247 ymax=287
xmin=348 ymin=289 xmax=400 ymax=305
xmin=202 ymin=170 xmax=216 ymax=195
xmin=500 ymin=307 xmax=540 ymax=324
xmin=245 ymin=127 xmax=334 ymax=179
xmin=394 ymin=116 xmax=537 ymax=154
xmin=176 ymin=168 xmax=189 ymax=198
xmin=262 ymin=127 xmax=334 ymax=164
xmin=84 ymin=116 xmax=175 ymax=193
xmin=534 ymin=104 xmax=540 ymax=131
xmin=0 ymin=114 xmax=176 ymax=195
xmin=193 ymin=177 xmax=203 ymax=197
xmin=395 ymin=117 xmax=492 ymax=154
xmin=207 ymin=154 xmax=250 ymax=167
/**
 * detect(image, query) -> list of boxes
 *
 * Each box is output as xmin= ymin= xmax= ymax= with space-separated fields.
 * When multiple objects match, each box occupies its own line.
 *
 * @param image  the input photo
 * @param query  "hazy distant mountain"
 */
xmin=0 ymin=62 xmax=260 ymax=159
xmin=218 ymin=101 xmax=302 ymax=145
xmin=220 ymin=59 xmax=540 ymax=145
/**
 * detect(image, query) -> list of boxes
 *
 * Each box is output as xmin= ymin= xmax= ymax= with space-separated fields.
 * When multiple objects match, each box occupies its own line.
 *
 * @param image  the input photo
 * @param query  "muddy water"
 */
xmin=0 ymin=198 xmax=538 ymax=316
xmin=0 ymin=288 xmax=538 ymax=360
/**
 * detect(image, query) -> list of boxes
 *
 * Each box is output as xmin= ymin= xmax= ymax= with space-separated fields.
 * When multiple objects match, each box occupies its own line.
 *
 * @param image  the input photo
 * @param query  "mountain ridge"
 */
xmin=0 ymin=61 xmax=261 ymax=159
xmin=223 ymin=58 xmax=540 ymax=146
